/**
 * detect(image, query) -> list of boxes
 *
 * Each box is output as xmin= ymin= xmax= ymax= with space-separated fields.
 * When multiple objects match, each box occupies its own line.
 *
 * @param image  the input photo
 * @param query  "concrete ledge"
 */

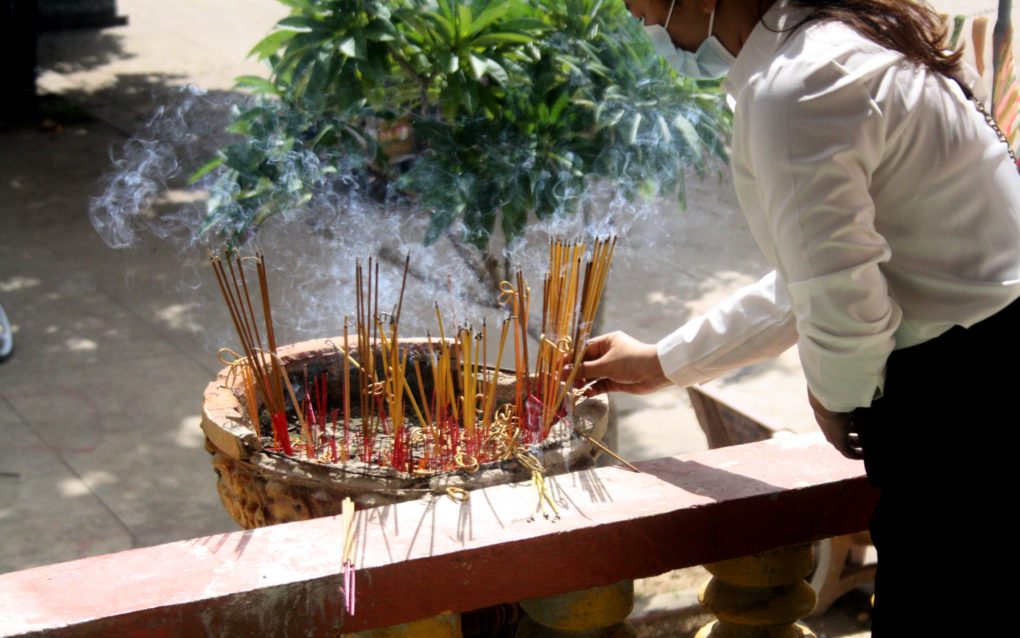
xmin=0 ymin=434 xmax=877 ymax=636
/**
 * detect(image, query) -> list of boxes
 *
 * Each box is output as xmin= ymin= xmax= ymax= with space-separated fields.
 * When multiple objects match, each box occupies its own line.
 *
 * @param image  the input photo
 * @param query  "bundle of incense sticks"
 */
xmin=539 ymin=236 xmax=616 ymax=435
xmin=210 ymin=237 xmax=617 ymax=474
xmin=211 ymin=250 xmax=299 ymax=456
xmin=340 ymin=497 xmax=356 ymax=615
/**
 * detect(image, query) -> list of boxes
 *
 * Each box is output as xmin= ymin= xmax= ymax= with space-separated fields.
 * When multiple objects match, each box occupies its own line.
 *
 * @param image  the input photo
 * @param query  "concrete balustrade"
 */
xmin=0 ymin=434 xmax=877 ymax=637
xmin=518 ymin=580 xmax=637 ymax=636
xmin=697 ymin=545 xmax=818 ymax=637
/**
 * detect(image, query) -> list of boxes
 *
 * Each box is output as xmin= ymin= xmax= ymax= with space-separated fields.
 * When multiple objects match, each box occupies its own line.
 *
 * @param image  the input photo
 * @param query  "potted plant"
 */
xmin=190 ymin=0 xmax=731 ymax=299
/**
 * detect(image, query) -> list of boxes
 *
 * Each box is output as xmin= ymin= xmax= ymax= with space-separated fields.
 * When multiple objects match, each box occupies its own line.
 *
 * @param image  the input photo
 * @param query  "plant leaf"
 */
xmin=468 ymin=54 xmax=488 ymax=81
xmin=364 ymin=17 xmax=397 ymax=41
xmin=338 ymin=37 xmax=357 ymax=58
xmin=468 ymin=3 xmax=509 ymax=37
xmin=188 ymin=156 xmax=225 ymax=185
xmin=439 ymin=51 xmax=459 ymax=74
xmin=471 ymin=32 xmax=535 ymax=47
xmin=485 ymin=59 xmax=509 ymax=86
xmin=425 ymin=206 xmax=459 ymax=245
xmin=276 ymin=16 xmax=318 ymax=33
xmin=457 ymin=3 xmax=474 ymax=38
xmin=248 ymin=30 xmax=297 ymax=59
xmin=233 ymin=75 xmax=277 ymax=94
xmin=277 ymin=0 xmax=316 ymax=11
xmin=672 ymin=113 xmax=701 ymax=154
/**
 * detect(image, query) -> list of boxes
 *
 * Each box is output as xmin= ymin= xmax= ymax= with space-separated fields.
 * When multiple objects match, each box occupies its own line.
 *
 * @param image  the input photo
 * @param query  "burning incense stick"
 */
xmin=210 ymin=250 xmax=292 ymax=453
xmin=539 ymin=237 xmax=617 ymax=436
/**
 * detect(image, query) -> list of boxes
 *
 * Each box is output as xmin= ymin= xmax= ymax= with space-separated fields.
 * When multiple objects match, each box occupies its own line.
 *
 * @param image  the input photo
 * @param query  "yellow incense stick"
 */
xmin=341 ymin=497 xmax=356 ymax=564
xmin=482 ymin=320 xmax=510 ymax=429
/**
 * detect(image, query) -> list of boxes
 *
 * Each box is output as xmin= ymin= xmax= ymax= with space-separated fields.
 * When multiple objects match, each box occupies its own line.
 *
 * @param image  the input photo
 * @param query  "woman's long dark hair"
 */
xmin=785 ymin=0 xmax=962 ymax=76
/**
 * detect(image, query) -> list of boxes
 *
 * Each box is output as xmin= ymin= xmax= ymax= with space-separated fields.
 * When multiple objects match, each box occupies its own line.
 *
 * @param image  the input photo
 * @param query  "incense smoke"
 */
xmin=88 ymin=83 xmax=728 ymax=351
xmin=90 ymin=86 xmax=236 ymax=248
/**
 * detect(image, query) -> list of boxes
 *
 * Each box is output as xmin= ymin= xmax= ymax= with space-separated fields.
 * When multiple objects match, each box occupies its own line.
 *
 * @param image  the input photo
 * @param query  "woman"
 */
xmin=580 ymin=0 xmax=1020 ymax=633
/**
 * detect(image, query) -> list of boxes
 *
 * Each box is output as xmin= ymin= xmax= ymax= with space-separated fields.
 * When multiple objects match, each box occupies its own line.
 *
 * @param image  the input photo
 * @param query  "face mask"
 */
xmin=642 ymin=0 xmax=736 ymax=80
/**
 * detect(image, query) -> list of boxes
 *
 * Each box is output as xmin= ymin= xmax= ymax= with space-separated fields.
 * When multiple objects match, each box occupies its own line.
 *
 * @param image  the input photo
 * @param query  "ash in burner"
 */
xmin=245 ymin=350 xmax=583 ymax=477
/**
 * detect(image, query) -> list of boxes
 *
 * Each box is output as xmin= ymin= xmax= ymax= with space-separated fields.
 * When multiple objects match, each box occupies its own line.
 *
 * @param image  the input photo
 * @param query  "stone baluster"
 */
xmin=696 ymin=544 xmax=817 ymax=638
xmin=348 ymin=612 xmax=462 ymax=638
xmin=516 ymin=580 xmax=636 ymax=637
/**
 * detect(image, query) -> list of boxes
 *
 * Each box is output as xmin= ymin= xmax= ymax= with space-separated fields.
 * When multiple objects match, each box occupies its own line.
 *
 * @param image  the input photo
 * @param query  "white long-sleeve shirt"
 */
xmin=657 ymin=0 xmax=1020 ymax=413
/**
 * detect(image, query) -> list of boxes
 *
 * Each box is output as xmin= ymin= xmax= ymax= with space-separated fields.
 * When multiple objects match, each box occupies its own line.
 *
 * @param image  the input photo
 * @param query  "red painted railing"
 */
xmin=0 ymin=434 xmax=877 ymax=637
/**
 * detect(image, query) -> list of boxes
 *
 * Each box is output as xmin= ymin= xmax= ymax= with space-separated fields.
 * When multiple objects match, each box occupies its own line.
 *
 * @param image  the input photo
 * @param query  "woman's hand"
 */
xmin=573 ymin=331 xmax=672 ymax=395
xmin=807 ymin=388 xmax=863 ymax=460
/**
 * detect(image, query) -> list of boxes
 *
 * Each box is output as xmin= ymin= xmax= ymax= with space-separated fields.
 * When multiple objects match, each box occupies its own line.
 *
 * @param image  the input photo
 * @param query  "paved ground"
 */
xmin=0 ymin=1 xmax=1001 ymax=635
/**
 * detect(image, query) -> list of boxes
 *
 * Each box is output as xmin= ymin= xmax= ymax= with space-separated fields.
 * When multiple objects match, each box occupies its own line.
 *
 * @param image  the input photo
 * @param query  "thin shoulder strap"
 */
xmin=948 ymin=72 xmax=1020 ymax=171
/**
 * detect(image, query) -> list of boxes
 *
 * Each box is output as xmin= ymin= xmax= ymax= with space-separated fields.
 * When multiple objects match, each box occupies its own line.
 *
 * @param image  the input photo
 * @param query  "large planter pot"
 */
xmin=202 ymin=337 xmax=610 ymax=529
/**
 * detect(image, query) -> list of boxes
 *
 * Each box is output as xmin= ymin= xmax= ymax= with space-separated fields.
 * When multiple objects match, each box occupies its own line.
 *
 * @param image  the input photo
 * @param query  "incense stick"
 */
xmin=340 ymin=496 xmax=356 ymax=615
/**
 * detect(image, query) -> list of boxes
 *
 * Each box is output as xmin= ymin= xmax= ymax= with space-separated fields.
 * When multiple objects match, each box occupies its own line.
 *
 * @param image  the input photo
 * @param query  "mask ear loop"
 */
xmin=707 ymin=4 xmax=716 ymax=37
xmin=664 ymin=0 xmax=678 ymax=29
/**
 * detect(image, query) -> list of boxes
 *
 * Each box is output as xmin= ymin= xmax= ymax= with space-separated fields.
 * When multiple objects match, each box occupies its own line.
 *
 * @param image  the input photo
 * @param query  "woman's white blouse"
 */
xmin=657 ymin=0 xmax=1020 ymax=413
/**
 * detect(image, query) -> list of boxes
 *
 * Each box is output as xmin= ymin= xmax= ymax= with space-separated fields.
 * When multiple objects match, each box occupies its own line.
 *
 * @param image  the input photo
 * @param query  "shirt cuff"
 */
xmin=656 ymin=272 xmax=798 ymax=388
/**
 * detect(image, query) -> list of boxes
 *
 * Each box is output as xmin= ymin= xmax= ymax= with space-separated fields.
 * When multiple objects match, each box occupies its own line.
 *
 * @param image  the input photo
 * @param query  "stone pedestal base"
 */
xmin=518 ymin=580 xmax=636 ymax=637
xmin=696 ymin=545 xmax=817 ymax=638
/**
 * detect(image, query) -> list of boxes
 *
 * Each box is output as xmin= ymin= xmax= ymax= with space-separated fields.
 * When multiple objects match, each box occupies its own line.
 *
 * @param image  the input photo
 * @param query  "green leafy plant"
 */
xmin=195 ymin=0 xmax=731 ymax=285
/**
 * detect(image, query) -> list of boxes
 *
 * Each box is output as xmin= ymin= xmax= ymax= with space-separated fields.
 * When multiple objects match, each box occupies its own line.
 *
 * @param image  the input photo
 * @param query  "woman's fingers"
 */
xmin=575 ymin=332 xmax=615 ymax=379
xmin=572 ymin=331 xmax=672 ymax=396
xmin=809 ymin=395 xmax=863 ymax=460
xmin=582 ymin=377 xmax=663 ymax=396
xmin=807 ymin=387 xmax=864 ymax=459
xmin=582 ymin=332 xmax=614 ymax=359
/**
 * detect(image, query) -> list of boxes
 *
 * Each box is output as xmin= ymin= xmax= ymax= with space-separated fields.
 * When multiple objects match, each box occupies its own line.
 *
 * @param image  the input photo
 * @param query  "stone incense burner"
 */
xmin=202 ymin=337 xmax=610 ymax=529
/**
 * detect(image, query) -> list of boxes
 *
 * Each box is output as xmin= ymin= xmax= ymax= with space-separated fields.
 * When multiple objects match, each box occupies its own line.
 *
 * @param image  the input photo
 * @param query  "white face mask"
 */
xmin=642 ymin=0 xmax=736 ymax=80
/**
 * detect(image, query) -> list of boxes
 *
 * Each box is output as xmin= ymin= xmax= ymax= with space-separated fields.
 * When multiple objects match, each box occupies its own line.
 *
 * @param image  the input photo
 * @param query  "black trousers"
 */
xmin=851 ymin=297 xmax=1020 ymax=635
